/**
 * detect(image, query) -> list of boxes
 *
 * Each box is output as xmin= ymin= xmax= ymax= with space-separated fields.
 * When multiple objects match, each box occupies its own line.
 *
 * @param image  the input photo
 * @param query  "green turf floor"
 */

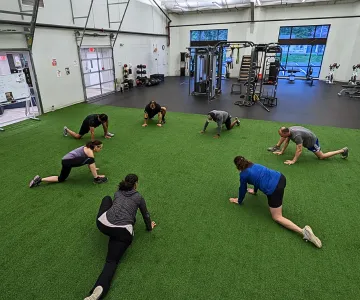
xmin=1 ymin=104 xmax=360 ymax=300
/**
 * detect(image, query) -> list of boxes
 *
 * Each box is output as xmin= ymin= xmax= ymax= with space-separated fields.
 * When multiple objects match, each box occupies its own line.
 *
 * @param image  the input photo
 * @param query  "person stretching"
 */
xmin=29 ymin=140 xmax=107 ymax=187
xmin=63 ymin=114 xmax=114 ymax=141
xmin=84 ymin=174 xmax=156 ymax=300
xmin=142 ymin=100 xmax=167 ymax=127
xmin=229 ymin=156 xmax=322 ymax=248
xmin=267 ymin=126 xmax=348 ymax=165
xmin=200 ymin=110 xmax=240 ymax=138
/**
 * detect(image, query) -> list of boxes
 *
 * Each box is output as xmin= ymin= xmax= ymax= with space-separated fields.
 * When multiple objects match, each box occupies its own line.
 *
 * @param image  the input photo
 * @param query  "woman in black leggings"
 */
xmin=85 ymin=174 xmax=156 ymax=300
xmin=29 ymin=140 xmax=107 ymax=187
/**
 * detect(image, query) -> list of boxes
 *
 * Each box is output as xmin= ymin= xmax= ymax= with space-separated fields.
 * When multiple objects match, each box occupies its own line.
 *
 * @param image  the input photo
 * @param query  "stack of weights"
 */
xmin=121 ymin=64 xmax=133 ymax=92
xmin=136 ymin=64 xmax=147 ymax=86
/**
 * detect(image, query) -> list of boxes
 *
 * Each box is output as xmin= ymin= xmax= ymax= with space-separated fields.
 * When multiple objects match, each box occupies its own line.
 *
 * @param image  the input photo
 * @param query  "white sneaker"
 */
xmin=63 ymin=126 xmax=68 ymax=137
xmin=84 ymin=286 xmax=103 ymax=300
xmin=106 ymin=132 xmax=114 ymax=137
xmin=303 ymin=225 xmax=322 ymax=248
xmin=235 ymin=117 xmax=240 ymax=126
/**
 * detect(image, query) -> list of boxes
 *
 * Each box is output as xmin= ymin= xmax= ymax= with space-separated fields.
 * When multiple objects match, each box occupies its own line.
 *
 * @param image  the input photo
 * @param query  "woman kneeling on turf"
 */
xmin=29 ymin=140 xmax=107 ymax=187
xmin=84 ymin=174 xmax=156 ymax=300
xmin=229 ymin=156 xmax=322 ymax=248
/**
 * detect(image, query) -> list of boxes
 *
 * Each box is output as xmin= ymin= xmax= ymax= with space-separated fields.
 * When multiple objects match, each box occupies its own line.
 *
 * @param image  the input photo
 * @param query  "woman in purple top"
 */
xmin=29 ymin=140 xmax=107 ymax=187
xmin=229 ymin=156 xmax=322 ymax=248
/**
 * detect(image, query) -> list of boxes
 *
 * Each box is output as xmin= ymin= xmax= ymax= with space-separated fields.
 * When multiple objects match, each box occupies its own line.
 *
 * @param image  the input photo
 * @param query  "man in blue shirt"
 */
xmin=229 ymin=156 xmax=322 ymax=248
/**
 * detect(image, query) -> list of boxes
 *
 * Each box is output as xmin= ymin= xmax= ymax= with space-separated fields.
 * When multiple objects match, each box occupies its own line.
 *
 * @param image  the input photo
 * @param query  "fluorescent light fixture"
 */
xmin=174 ymin=4 xmax=184 ymax=9
xmin=256 ymin=0 xmax=261 ymax=5
xmin=302 ymin=0 xmax=306 ymax=2
xmin=212 ymin=2 xmax=222 ymax=8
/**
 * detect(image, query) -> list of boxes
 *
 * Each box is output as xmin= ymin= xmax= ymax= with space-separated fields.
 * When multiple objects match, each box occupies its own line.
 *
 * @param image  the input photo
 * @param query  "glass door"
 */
xmin=80 ymin=47 xmax=115 ymax=100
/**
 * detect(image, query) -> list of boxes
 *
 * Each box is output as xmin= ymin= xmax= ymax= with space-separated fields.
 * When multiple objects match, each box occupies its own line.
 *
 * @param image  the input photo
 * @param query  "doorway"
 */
xmin=80 ymin=47 xmax=115 ymax=100
xmin=0 ymin=50 xmax=40 ymax=129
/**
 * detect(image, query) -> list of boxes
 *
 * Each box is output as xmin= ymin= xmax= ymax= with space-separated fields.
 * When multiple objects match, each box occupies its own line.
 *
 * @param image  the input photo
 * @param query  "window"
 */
xmin=190 ymin=29 xmax=228 ymax=42
xmin=278 ymin=25 xmax=330 ymax=40
xmin=278 ymin=25 xmax=330 ymax=78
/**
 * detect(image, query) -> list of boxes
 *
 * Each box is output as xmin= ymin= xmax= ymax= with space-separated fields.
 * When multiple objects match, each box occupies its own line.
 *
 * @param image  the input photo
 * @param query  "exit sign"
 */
xmin=89 ymin=48 xmax=95 ymax=52
xmin=0 ymin=56 xmax=7 ymax=61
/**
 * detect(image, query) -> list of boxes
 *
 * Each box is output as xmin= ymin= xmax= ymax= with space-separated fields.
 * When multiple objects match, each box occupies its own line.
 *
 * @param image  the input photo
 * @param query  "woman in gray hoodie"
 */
xmin=85 ymin=174 xmax=156 ymax=300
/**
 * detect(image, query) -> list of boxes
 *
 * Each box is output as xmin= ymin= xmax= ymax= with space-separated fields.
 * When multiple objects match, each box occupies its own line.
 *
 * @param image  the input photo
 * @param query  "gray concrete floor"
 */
xmin=90 ymin=77 xmax=360 ymax=129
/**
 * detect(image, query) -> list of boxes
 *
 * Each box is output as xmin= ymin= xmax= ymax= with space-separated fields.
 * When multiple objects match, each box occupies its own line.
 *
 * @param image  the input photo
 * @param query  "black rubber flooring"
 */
xmin=91 ymin=77 xmax=360 ymax=129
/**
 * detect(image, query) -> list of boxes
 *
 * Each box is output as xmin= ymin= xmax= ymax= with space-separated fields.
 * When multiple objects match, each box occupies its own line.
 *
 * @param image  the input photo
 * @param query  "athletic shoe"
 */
xmin=106 ymin=132 xmax=114 ymax=137
xmin=94 ymin=177 xmax=108 ymax=184
xmin=303 ymin=225 xmax=322 ymax=248
xmin=63 ymin=126 xmax=68 ymax=137
xmin=267 ymin=145 xmax=281 ymax=152
xmin=29 ymin=175 xmax=42 ymax=188
xmin=341 ymin=147 xmax=349 ymax=159
xmin=162 ymin=117 xmax=166 ymax=124
xmin=84 ymin=286 xmax=103 ymax=300
xmin=235 ymin=117 xmax=240 ymax=126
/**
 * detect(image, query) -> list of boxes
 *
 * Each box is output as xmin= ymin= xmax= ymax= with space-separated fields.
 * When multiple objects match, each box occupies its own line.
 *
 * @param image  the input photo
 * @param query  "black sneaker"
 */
xmin=341 ymin=147 xmax=349 ymax=159
xmin=94 ymin=177 xmax=108 ymax=184
xmin=267 ymin=145 xmax=281 ymax=152
xmin=29 ymin=175 xmax=42 ymax=188
xmin=162 ymin=117 xmax=166 ymax=124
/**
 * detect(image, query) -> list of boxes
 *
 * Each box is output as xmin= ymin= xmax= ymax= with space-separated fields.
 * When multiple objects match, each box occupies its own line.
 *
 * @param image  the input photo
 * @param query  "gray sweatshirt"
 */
xmin=203 ymin=110 xmax=230 ymax=135
xmin=106 ymin=189 xmax=152 ymax=231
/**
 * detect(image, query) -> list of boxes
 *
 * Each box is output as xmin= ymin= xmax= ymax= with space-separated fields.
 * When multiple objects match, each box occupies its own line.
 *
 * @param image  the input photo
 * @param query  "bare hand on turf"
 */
xmin=229 ymin=198 xmax=238 ymax=204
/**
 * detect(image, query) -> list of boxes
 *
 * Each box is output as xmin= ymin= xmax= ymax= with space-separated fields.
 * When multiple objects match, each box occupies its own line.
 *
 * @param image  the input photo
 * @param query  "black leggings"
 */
xmin=89 ymin=196 xmax=133 ymax=299
xmin=58 ymin=158 xmax=95 ymax=182
xmin=267 ymin=174 xmax=286 ymax=208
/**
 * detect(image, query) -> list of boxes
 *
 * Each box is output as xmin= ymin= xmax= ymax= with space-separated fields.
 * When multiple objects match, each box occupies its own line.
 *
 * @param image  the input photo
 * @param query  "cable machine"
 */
xmin=187 ymin=41 xmax=254 ymax=102
xmin=235 ymin=43 xmax=282 ymax=112
xmin=187 ymin=46 xmax=217 ymax=101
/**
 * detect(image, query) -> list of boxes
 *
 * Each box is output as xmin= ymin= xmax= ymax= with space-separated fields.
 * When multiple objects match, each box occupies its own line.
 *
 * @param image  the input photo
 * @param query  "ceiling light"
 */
xmin=302 ymin=0 xmax=306 ymax=2
xmin=256 ymin=0 xmax=261 ymax=5
xmin=212 ymin=2 xmax=222 ymax=8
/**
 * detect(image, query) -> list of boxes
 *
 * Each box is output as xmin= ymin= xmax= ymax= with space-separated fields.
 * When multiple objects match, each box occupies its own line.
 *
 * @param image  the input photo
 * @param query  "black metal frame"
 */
xmin=278 ymin=24 xmax=330 ymax=79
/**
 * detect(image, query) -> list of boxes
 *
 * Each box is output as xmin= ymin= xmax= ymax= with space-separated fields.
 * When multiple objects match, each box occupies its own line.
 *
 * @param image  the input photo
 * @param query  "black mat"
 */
xmin=91 ymin=76 xmax=360 ymax=129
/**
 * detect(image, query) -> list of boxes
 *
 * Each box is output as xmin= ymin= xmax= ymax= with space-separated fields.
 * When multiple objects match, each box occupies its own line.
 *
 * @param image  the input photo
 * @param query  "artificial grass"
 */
xmin=1 ymin=103 xmax=360 ymax=300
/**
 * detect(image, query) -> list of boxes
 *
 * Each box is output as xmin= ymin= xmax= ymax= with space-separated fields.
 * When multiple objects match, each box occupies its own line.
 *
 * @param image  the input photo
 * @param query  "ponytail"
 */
xmin=118 ymin=174 xmax=138 ymax=191
xmin=86 ymin=140 xmax=102 ymax=150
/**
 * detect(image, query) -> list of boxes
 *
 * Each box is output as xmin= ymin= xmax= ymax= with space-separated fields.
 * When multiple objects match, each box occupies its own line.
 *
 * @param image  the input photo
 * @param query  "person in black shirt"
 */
xmin=63 ymin=114 xmax=114 ymax=141
xmin=142 ymin=100 xmax=167 ymax=127
xmin=84 ymin=174 xmax=156 ymax=300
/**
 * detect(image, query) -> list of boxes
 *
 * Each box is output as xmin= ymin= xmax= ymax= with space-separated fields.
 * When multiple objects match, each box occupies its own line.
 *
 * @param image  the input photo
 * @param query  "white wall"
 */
xmin=168 ymin=3 xmax=360 ymax=81
xmin=0 ymin=0 xmax=168 ymax=113
xmin=32 ymin=28 xmax=84 ymax=112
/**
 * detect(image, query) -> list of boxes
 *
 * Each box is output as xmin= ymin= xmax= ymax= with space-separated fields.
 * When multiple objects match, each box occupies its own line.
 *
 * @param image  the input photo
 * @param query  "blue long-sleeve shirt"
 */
xmin=238 ymin=164 xmax=281 ymax=204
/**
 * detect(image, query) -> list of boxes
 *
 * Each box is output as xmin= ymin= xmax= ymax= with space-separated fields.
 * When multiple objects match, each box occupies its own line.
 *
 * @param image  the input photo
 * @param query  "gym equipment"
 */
xmin=349 ymin=64 xmax=360 ymax=84
xmin=306 ymin=65 xmax=314 ymax=86
xmin=150 ymin=74 xmax=165 ymax=82
xmin=338 ymin=82 xmax=360 ymax=98
xmin=286 ymin=68 xmax=300 ymax=83
xmin=325 ymin=63 xmax=340 ymax=84
xmin=187 ymin=46 xmax=217 ymax=100
xmin=136 ymin=64 xmax=147 ymax=86
xmin=187 ymin=41 xmax=254 ymax=102
xmin=235 ymin=43 xmax=282 ymax=111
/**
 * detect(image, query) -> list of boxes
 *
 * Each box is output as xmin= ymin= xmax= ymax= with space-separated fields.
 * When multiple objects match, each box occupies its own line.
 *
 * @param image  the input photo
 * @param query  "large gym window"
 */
xmin=278 ymin=25 xmax=330 ymax=78
xmin=190 ymin=29 xmax=228 ymax=46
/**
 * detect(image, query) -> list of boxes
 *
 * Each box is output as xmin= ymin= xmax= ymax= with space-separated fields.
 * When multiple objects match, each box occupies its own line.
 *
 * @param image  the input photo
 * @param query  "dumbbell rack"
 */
xmin=136 ymin=64 xmax=147 ymax=86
